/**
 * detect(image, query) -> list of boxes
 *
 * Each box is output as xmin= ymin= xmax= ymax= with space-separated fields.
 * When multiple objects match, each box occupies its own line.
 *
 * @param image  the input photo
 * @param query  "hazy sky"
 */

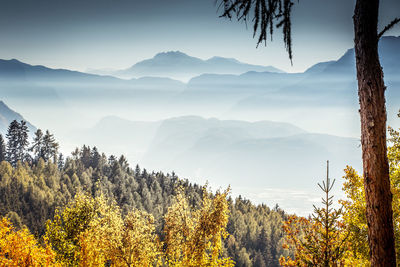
xmin=0 ymin=0 xmax=399 ymax=73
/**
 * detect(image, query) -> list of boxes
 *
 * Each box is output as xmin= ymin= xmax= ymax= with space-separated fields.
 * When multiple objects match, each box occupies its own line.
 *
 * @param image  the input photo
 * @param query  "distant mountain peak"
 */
xmin=153 ymin=51 xmax=190 ymax=59
xmin=207 ymin=56 xmax=240 ymax=63
xmin=381 ymin=35 xmax=400 ymax=41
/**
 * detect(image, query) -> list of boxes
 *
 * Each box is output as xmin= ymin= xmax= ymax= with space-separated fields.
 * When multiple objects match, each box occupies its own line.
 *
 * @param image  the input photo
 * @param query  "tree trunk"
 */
xmin=353 ymin=0 xmax=396 ymax=265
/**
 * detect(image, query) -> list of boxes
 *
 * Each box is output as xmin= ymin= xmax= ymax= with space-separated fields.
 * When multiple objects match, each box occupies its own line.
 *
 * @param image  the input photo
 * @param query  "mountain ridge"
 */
xmin=0 ymin=100 xmax=36 ymax=135
xmin=90 ymin=50 xmax=285 ymax=81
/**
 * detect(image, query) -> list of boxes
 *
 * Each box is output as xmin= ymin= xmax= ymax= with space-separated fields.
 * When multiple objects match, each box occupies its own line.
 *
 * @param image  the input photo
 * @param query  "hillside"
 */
xmin=70 ymin=115 xmax=361 ymax=215
xmin=0 ymin=101 xmax=36 ymax=135
xmin=0 ymin=141 xmax=289 ymax=266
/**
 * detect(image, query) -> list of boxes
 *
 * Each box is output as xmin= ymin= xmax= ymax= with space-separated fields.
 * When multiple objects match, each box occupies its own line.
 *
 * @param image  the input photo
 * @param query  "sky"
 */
xmin=0 ymin=0 xmax=399 ymax=73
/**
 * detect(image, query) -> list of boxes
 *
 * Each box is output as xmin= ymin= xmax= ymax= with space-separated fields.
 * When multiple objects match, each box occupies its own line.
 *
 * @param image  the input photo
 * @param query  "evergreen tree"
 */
xmin=90 ymin=146 xmax=101 ymax=168
xmin=280 ymin=161 xmax=348 ymax=266
xmin=5 ymin=120 xmax=20 ymax=166
xmin=80 ymin=145 xmax=91 ymax=168
xmin=108 ymin=155 xmax=116 ymax=165
xmin=42 ymin=130 xmax=58 ymax=162
xmin=0 ymin=143 xmax=290 ymax=265
xmin=16 ymin=120 xmax=29 ymax=162
xmin=30 ymin=129 xmax=44 ymax=161
xmin=0 ymin=134 xmax=5 ymax=162
xmin=58 ymin=153 xmax=65 ymax=170
xmin=218 ymin=0 xmax=400 ymax=263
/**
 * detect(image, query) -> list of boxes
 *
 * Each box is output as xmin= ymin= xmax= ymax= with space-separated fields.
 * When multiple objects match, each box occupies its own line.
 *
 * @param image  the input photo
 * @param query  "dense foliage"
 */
xmin=0 ymin=121 xmax=289 ymax=266
xmin=338 ymin=117 xmax=400 ymax=264
xmin=0 ymin=217 xmax=58 ymax=266
xmin=280 ymin=162 xmax=349 ymax=266
xmin=44 ymin=189 xmax=232 ymax=266
xmin=278 ymin=115 xmax=400 ymax=265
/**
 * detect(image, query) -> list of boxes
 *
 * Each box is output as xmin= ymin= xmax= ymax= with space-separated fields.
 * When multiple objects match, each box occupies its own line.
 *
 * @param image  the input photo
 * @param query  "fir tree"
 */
xmin=16 ymin=120 xmax=29 ymax=162
xmin=80 ymin=145 xmax=91 ymax=168
xmin=30 ymin=129 xmax=44 ymax=162
xmin=90 ymin=146 xmax=101 ymax=168
xmin=58 ymin=153 xmax=65 ymax=170
xmin=0 ymin=134 xmax=5 ymax=162
xmin=280 ymin=161 xmax=348 ymax=266
xmin=5 ymin=120 xmax=20 ymax=166
xmin=309 ymin=161 xmax=348 ymax=265
xmin=42 ymin=130 xmax=59 ymax=162
xmin=108 ymin=155 xmax=116 ymax=165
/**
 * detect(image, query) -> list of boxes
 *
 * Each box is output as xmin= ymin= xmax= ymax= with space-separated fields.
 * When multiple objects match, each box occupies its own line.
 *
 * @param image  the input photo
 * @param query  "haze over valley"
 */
xmin=1 ymin=36 xmax=399 ymax=214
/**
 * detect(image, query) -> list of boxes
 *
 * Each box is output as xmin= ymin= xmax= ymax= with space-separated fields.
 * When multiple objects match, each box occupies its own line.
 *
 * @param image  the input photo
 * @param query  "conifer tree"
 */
xmin=108 ymin=155 xmax=116 ymax=165
xmin=217 ymin=1 xmax=399 ymax=263
xmin=58 ymin=153 xmax=65 ymax=170
xmin=90 ymin=146 xmax=101 ymax=168
xmin=42 ymin=130 xmax=59 ymax=162
xmin=0 ymin=134 xmax=5 ymax=162
xmin=17 ymin=120 xmax=29 ymax=162
xmin=280 ymin=161 xmax=348 ymax=266
xmin=80 ymin=145 xmax=91 ymax=168
xmin=30 ymin=129 xmax=44 ymax=161
xmin=5 ymin=120 xmax=20 ymax=166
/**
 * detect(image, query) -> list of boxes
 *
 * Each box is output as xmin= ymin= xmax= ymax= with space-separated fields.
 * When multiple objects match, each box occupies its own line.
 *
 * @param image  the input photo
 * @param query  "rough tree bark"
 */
xmin=353 ymin=0 xmax=396 ymax=265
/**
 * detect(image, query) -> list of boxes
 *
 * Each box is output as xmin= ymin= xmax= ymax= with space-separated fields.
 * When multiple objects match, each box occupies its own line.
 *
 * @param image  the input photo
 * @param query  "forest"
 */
xmin=0 ymin=0 xmax=399 ymax=264
xmin=0 ymin=120 xmax=289 ymax=266
xmin=1 ymin=115 xmax=400 ymax=266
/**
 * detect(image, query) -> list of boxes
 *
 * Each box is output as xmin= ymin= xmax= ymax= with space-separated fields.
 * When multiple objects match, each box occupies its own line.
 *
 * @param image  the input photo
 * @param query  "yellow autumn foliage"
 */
xmin=45 ymin=193 xmax=100 ymax=265
xmin=0 ymin=217 xmax=59 ymax=266
xmin=338 ymin=123 xmax=400 ymax=265
xmin=164 ymin=187 xmax=234 ymax=266
xmin=45 ymin=186 xmax=233 ymax=266
xmin=79 ymin=206 xmax=162 ymax=266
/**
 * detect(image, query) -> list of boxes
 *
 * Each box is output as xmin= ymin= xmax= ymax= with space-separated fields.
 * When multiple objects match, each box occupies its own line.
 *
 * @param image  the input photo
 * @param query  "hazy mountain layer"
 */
xmin=0 ymin=37 xmax=399 ymax=214
xmin=74 ymin=115 xmax=361 ymax=215
xmin=90 ymin=51 xmax=285 ymax=81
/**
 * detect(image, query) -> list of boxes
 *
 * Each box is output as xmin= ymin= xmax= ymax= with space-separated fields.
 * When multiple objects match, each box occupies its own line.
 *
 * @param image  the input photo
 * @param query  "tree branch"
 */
xmin=216 ymin=0 xmax=295 ymax=64
xmin=378 ymin=18 xmax=400 ymax=39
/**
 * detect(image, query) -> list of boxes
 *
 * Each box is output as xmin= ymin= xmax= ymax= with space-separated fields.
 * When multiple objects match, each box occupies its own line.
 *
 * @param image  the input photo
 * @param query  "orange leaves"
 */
xmin=279 ymin=215 xmax=313 ymax=266
xmin=0 ymin=217 xmax=59 ymax=267
xmin=280 ymin=162 xmax=349 ymax=266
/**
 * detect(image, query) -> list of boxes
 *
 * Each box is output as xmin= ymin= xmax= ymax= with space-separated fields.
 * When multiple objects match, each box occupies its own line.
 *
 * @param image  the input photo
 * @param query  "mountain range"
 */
xmin=88 ymin=51 xmax=284 ymax=81
xmin=0 ymin=37 xmax=398 ymax=137
xmin=0 ymin=36 xmax=399 ymax=214
xmin=69 ymin=114 xmax=362 ymax=215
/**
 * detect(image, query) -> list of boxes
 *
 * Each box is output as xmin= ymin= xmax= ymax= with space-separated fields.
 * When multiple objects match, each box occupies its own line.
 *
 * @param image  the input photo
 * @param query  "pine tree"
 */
xmin=30 ymin=129 xmax=44 ymax=162
xmin=280 ymin=161 xmax=349 ymax=266
xmin=0 ymin=134 xmax=5 ymax=162
xmin=16 ymin=120 xmax=29 ymax=162
xmin=80 ymin=145 xmax=91 ymax=168
xmin=42 ymin=130 xmax=59 ymax=162
xmin=58 ymin=153 xmax=65 ymax=170
xmin=218 ymin=1 xmax=399 ymax=263
xmin=90 ymin=146 xmax=101 ymax=168
xmin=108 ymin=155 xmax=116 ymax=165
xmin=309 ymin=161 xmax=348 ymax=265
xmin=6 ymin=120 xmax=20 ymax=166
